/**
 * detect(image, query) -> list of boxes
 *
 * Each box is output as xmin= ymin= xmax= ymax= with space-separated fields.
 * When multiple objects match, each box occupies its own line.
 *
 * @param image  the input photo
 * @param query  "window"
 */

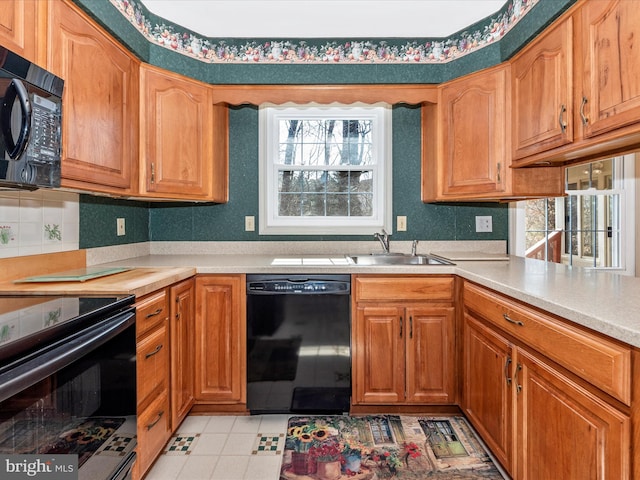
xmin=511 ymin=155 xmax=636 ymax=274
xmin=259 ymin=103 xmax=392 ymax=235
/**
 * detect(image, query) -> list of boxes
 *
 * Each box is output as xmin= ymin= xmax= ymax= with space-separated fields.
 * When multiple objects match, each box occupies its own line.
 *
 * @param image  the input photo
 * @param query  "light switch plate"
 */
xmin=116 ymin=218 xmax=125 ymax=236
xmin=245 ymin=216 xmax=255 ymax=231
xmin=397 ymin=216 xmax=407 ymax=232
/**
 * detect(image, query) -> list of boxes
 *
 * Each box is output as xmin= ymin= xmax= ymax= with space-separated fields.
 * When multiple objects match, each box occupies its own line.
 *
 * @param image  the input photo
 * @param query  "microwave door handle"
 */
xmin=1 ymin=78 xmax=31 ymax=159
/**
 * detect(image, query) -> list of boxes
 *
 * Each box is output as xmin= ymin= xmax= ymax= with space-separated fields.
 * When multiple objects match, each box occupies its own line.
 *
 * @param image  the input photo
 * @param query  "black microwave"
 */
xmin=0 ymin=47 xmax=63 ymax=190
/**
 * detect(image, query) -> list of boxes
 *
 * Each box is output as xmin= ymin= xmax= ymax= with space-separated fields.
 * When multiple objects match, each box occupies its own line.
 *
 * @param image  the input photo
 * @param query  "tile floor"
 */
xmin=144 ymin=415 xmax=289 ymax=480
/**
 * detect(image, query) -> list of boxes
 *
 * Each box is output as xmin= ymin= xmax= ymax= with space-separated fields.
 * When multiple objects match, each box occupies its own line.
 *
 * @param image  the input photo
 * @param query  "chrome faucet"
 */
xmin=411 ymin=239 xmax=419 ymax=256
xmin=374 ymin=229 xmax=390 ymax=253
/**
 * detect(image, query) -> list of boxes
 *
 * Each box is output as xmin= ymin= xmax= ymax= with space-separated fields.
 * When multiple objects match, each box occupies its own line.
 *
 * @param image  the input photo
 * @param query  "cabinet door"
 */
xmin=512 ymin=16 xmax=573 ymax=159
xmin=140 ymin=64 xmax=213 ymax=200
xmin=0 ymin=0 xmax=39 ymax=63
xmin=194 ymin=275 xmax=246 ymax=404
xmin=353 ymin=305 xmax=405 ymax=404
xmin=516 ymin=348 xmax=630 ymax=480
xmin=170 ymin=278 xmax=195 ymax=430
xmin=438 ymin=64 xmax=509 ymax=198
xmin=579 ymin=0 xmax=640 ymax=138
xmin=405 ymin=305 xmax=456 ymax=404
xmin=462 ymin=314 xmax=513 ymax=474
xmin=47 ymin=0 xmax=138 ymax=194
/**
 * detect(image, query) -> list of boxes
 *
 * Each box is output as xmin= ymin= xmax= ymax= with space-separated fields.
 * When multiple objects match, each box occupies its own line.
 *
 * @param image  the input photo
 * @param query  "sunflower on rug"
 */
xmin=280 ymin=415 xmax=504 ymax=479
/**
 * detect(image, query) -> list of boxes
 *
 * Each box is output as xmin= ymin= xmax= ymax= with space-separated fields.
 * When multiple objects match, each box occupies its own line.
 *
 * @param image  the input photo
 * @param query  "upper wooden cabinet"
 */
xmin=423 ymin=63 xmax=564 ymax=201
xmin=512 ymin=16 xmax=573 ymax=160
xmin=512 ymin=0 xmax=640 ymax=167
xmin=46 ymin=0 xmax=139 ymax=195
xmin=577 ymin=0 xmax=640 ymax=139
xmin=139 ymin=64 xmax=228 ymax=202
xmin=0 ymin=0 xmax=41 ymax=64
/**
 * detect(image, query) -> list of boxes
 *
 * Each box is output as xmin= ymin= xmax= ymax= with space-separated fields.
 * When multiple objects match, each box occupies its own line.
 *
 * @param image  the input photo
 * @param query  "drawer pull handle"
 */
xmin=515 ymin=363 xmax=523 ymax=394
xmin=145 ymin=344 xmax=163 ymax=358
xmin=409 ymin=316 xmax=413 ymax=339
xmin=503 ymin=313 xmax=524 ymax=326
xmin=399 ymin=316 xmax=403 ymax=338
xmin=146 ymin=410 xmax=164 ymax=430
xmin=504 ymin=356 xmax=512 ymax=387
xmin=145 ymin=308 xmax=163 ymax=319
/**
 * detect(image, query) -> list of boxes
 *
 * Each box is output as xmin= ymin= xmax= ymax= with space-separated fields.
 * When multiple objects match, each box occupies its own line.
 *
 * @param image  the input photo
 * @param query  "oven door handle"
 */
xmin=0 ymin=308 xmax=135 ymax=403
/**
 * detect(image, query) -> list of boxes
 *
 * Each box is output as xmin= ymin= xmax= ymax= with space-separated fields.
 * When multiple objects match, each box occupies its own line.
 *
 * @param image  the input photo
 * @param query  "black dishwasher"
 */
xmin=246 ymin=274 xmax=351 ymax=414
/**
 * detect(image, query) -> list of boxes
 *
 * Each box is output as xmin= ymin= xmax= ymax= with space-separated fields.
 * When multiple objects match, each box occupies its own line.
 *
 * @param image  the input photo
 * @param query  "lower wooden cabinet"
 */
xmin=462 ymin=281 xmax=631 ymax=479
xmin=134 ymin=289 xmax=171 ymax=479
xmin=194 ymin=275 xmax=246 ymax=406
xmin=133 ymin=278 xmax=196 ymax=479
xmin=170 ymin=278 xmax=195 ymax=431
xmin=352 ymin=275 xmax=456 ymax=406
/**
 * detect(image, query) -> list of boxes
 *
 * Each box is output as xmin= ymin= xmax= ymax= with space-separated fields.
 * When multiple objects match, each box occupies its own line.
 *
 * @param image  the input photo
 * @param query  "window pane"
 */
xmin=350 ymin=193 xmax=373 ymax=216
xmin=278 ymin=170 xmax=303 ymax=192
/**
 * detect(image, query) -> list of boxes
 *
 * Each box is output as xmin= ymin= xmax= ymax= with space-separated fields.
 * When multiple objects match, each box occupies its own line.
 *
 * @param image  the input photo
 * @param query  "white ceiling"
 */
xmin=139 ymin=1 xmax=507 ymax=38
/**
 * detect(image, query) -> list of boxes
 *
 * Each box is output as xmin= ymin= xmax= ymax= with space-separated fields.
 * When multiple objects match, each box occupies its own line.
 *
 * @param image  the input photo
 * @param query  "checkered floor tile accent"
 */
xmin=95 ymin=434 xmax=136 ymax=457
xmin=164 ymin=434 xmax=200 ymax=455
xmin=252 ymin=433 xmax=284 ymax=455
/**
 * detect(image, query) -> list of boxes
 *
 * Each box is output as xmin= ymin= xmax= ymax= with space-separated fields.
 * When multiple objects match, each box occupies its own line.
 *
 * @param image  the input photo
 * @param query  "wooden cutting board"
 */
xmin=14 ymin=266 xmax=132 ymax=283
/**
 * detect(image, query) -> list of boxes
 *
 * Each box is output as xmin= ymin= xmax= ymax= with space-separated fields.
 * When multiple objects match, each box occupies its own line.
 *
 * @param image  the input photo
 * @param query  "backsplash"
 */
xmin=0 ymin=190 xmax=79 ymax=258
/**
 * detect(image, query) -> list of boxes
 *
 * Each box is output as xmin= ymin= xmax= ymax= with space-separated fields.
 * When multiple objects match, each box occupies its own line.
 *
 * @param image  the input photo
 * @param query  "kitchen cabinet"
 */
xmin=139 ymin=63 xmax=229 ymax=202
xmin=463 ymin=314 xmax=513 ymax=473
xmin=169 ymin=278 xmax=195 ymax=431
xmin=423 ymin=63 xmax=564 ymax=201
xmin=462 ymin=281 xmax=631 ymax=478
xmin=194 ymin=275 xmax=246 ymax=409
xmin=133 ymin=289 xmax=172 ymax=479
xmin=512 ymin=15 xmax=573 ymax=160
xmin=512 ymin=0 xmax=640 ymax=167
xmin=0 ymin=0 xmax=41 ymax=64
xmin=352 ymin=275 xmax=456 ymax=405
xmin=46 ymin=0 xmax=139 ymax=195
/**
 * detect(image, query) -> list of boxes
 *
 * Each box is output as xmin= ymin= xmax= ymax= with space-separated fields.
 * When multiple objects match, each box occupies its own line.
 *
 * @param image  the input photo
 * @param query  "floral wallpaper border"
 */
xmin=109 ymin=0 xmax=538 ymax=65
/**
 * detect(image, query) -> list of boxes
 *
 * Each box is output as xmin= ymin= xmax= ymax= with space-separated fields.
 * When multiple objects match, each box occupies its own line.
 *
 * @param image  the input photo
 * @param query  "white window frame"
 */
xmin=258 ymin=102 xmax=392 ymax=235
xmin=510 ymin=154 xmax=636 ymax=275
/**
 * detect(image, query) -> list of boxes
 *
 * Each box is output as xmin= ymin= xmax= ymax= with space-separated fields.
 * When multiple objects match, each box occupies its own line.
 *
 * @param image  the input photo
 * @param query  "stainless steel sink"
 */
xmin=346 ymin=253 xmax=455 ymax=266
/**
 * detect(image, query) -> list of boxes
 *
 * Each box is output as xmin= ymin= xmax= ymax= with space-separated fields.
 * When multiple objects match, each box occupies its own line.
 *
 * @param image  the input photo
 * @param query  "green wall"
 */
xmin=80 ymin=105 xmax=507 ymax=248
xmin=77 ymin=0 xmax=577 ymax=248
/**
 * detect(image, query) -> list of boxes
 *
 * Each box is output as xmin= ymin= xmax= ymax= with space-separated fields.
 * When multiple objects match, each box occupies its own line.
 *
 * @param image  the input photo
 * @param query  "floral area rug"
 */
xmin=281 ymin=415 xmax=504 ymax=479
xmin=40 ymin=417 xmax=125 ymax=467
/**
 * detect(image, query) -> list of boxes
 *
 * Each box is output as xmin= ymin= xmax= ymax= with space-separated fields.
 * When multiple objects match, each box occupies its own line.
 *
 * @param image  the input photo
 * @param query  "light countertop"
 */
xmin=1 ymin=249 xmax=637 ymax=349
xmin=88 ymin=253 xmax=640 ymax=349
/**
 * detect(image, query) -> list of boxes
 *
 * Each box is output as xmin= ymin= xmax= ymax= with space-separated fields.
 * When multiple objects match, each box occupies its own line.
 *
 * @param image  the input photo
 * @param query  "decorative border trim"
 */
xmin=109 ymin=0 xmax=537 ymax=64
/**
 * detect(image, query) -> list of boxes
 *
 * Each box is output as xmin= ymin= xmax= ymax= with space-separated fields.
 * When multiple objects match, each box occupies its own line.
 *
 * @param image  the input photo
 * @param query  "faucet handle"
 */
xmin=411 ymin=240 xmax=419 ymax=256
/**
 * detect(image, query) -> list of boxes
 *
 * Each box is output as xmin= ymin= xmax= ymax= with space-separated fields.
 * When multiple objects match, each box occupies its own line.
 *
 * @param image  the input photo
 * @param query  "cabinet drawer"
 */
xmin=137 ymin=323 xmax=169 ymax=409
xmin=135 ymin=290 xmax=168 ymax=338
xmin=136 ymin=390 xmax=171 ymax=477
xmin=354 ymin=276 xmax=454 ymax=302
xmin=463 ymin=282 xmax=631 ymax=405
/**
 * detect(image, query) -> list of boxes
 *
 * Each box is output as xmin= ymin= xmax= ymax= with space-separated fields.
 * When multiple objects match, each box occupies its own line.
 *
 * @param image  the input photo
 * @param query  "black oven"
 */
xmin=0 ymin=295 xmax=136 ymax=480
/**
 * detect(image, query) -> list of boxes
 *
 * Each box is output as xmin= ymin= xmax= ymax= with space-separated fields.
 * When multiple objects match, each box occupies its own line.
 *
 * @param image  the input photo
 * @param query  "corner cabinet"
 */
xmin=462 ymin=281 xmax=631 ymax=479
xmin=194 ymin=275 xmax=246 ymax=409
xmin=422 ymin=63 xmax=564 ymax=201
xmin=511 ymin=0 xmax=640 ymax=166
xmin=46 ymin=0 xmax=139 ymax=195
xmin=139 ymin=64 xmax=229 ymax=202
xmin=352 ymin=275 xmax=456 ymax=406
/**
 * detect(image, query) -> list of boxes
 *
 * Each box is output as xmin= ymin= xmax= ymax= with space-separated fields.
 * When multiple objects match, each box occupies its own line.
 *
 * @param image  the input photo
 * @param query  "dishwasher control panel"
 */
xmin=246 ymin=274 xmax=350 ymax=295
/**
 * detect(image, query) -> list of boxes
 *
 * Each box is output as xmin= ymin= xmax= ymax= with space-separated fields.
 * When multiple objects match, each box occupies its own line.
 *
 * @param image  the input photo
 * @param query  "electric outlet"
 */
xmin=397 ymin=216 xmax=407 ymax=232
xmin=475 ymin=216 xmax=492 ymax=233
xmin=245 ymin=216 xmax=255 ymax=232
xmin=116 ymin=218 xmax=126 ymax=236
